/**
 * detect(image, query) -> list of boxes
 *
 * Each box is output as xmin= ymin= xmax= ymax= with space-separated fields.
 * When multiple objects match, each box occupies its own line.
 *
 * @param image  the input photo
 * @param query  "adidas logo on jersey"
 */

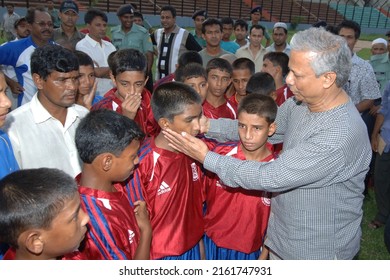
xmin=157 ymin=181 xmax=171 ymax=196
xmin=191 ymin=162 xmax=199 ymax=181
xmin=128 ymin=230 xmax=135 ymax=244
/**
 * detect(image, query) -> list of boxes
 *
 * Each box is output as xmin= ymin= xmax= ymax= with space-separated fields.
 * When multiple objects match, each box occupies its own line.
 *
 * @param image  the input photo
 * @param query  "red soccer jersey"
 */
xmin=202 ymin=99 xmax=237 ymax=119
xmin=227 ymin=94 xmax=239 ymax=115
xmin=129 ymin=137 xmax=205 ymax=259
xmin=204 ymin=142 xmax=274 ymax=254
xmin=274 ymin=84 xmax=294 ymax=107
xmin=66 ymin=176 xmax=141 ymax=260
xmin=91 ymin=88 xmax=160 ymax=137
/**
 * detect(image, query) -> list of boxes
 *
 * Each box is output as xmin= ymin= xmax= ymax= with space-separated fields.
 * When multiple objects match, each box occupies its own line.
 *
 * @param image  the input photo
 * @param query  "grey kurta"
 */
xmin=204 ymin=97 xmax=371 ymax=259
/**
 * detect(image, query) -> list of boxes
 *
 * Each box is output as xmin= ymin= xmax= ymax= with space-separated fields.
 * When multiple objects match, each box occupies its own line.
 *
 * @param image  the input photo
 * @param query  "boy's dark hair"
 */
xmin=133 ymin=11 xmax=143 ymax=20
xmin=246 ymin=72 xmax=276 ymax=96
xmin=0 ymin=168 xmax=78 ymax=248
xmin=74 ymin=50 xmax=94 ymax=68
xmin=202 ymin=18 xmax=222 ymax=34
xmin=220 ymin=17 xmax=234 ymax=26
xmin=177 ymin=51 xmax=203 ymax=68
xmin=263 ymin=52 xmax=290 ymax=77
xmin=108 ymin=49 xmax=147 ymax=77
xmin=76 ymin=109 xmax=144 ymax=164
xmin=234 ymin=19 xmax=248 ymax=31
xmin=161 ymin=5 xmax=176 ymax=18
xmin=152 ymin=82 xmax=202 ymax=122
xmin=232 ymin=57 xmax=255 ymax=75
xmin=175 ymin=62 xmax=207 ymax=82
xmin=238 ymin=94 xmax=277 ymax=124
xmin=206 ymin=57 xmax=233 ymax=76
xmin=84 ymin=8 xmax=107 ymax=24
xmin=31 ymin=45 xmax=79 ymax=80
xmin=25 ymin=6 xmax=46 ymax=24
xmin=250 ymin=24 xmax=265 ymax=35
xmin=337 ymin=20 xmax=361 ymax=39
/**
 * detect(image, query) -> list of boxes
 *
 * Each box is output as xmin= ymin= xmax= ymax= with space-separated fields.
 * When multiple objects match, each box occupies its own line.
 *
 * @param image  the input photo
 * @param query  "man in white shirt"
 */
xmin=4 ymin=45 xmax=89 ymax=177
xmin=1 ymin=3 xmax=20 ymax=41
xmin=266 ymin=22 xmax=291 ymax=56
xmin=76 ymin=8 xmax=116 ymax=96
xmin=236 ymin=24 xmax=268 ymax=72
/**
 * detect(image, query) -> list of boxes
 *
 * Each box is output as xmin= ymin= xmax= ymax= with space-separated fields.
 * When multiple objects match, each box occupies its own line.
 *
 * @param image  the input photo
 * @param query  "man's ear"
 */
xmin=322 ymin=71 xmax=337 ymax=89
xmin=109 ymin=72 xmax=117 ymax=86
xmin=32 ymin=73 xmax=44 ymax=90
xmin=20 ymin=230 xmax=44 ymax=255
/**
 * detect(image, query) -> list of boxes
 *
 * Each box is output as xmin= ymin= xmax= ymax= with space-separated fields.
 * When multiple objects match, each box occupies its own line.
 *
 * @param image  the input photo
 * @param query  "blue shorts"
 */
xmin=204 ymin=234 xmax=260 ymax=260
xmin=160 ymin=242 xmax=201 ymax=260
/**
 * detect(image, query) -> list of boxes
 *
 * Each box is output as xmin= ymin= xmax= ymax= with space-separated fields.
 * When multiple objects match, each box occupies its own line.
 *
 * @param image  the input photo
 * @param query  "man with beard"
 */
xmin=53 ymin=0 xmax=85 ymax=51
xmin=0 ymin=6 xmax=55 ymax=106
xmin=3 ymin=45 xmax=89 ymax=177
xmin=266 ymin=22 xmax=291 ymax=56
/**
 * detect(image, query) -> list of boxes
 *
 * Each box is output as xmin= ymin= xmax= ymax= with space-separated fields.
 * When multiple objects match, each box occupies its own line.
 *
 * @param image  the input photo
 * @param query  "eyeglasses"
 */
xmin=34 ymin=21 xmax=54 ymax=28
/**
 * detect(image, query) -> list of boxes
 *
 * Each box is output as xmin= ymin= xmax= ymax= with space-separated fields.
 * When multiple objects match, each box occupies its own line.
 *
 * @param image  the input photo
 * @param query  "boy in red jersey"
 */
xmin=203 ymin=58 xmax=236 ymax=119
xmin=261 ymin=52 xmax=294 ymax=106
xmin=68 ymin=109 xmax=151 ymax=260
xmin=0 ymin=168 xmax=90 ymax=260
xmin=130 ymin=82 xmax=205 ymax=259
xmin=228 ymin=57 xmax=255 ymax=113
xmin=91 ymin=48 xmax=159 ymax=137
xmin=175 ymin=62 xmax=208 ymax=103
xmin=204 ymin=94 xmax=277 ymax=260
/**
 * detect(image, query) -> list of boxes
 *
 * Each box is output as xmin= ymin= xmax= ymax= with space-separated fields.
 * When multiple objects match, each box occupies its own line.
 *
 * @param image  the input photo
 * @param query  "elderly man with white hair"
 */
xmin=370 ymin=37 xmax=390 ymax=95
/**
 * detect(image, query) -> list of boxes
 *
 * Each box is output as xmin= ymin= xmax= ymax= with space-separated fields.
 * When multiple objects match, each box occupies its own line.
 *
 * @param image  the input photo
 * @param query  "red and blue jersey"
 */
xmin=91 ymin=88 xmax=160 ymax=137
xmin=129 ymin=137 xmax=205 ymax=259
xmin=66 ymin=176 xmax=140 ymax=260
xmin=204 ymin=142 xmax=275 ymax=254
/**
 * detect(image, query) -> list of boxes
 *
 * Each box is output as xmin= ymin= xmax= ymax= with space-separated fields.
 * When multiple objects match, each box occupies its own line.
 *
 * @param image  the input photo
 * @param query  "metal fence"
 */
xmin=3 ymin=0 xmax=390 ymax=28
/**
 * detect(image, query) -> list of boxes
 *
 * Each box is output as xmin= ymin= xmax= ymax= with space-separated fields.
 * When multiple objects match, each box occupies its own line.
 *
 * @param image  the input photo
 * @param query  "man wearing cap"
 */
xmin=53 ymin=0 xmax=85 ymax=51
xmin=191 ymin=10 xmax=207 ymax=48
xmin=1 ymin=4 xmax=20 ymax=42
xmin=247 ymin=6 xmax=270 ymax=48
xmin=111 ymin=4 xmax=153 ymax=75
xmin=370 ymin=38 xmax=390 ymax=95
xmin=151 ymin=5 xmax=202 ymax=79
xmin=266 ymin=22 xmax=291 ymax=56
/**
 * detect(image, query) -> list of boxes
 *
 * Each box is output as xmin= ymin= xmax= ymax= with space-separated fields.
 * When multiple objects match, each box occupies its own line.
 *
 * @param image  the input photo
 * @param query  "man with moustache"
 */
xmin=0 ymin=6 xmax=55 ymax=106
xmin=53 ymin=0 xmax=85 ymax=51
xmin=4 ymin=45 xmax=89 ymax=178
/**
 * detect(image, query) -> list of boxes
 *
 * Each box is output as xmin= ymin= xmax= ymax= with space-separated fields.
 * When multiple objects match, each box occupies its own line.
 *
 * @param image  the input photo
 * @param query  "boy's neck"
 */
xmin=80 ymin=166 xmax=117 ymax=192
xmin=206 ymin=93 xmax=226 ymax=107
xmin=154 ymin=133 xmax=178 ymax=152
xmin=240 ymin=143 xmax=271 ymax=161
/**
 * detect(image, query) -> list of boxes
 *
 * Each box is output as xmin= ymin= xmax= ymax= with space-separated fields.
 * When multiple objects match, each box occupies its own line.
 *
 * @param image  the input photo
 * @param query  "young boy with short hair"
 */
xmin=228 ymin=57 xmax=255 ymax=112
xmin=0 ymin=168 xmax=90 ymax=260
xmin=74 ymin=50 xmax=102 ymax=110
xmin=261 ymin=52 xmax=294 ymax=106
xmin=68 ymin=109 xmax=152 ymax=260
xmin=175 ymin=62 xmax=208 ymax=103
xmin=203 ymin=58 xmax=236 ymax=119
xmin=246 ymin=72 xmax=276 ymax=98
xmin=130 ymin=82 xmax=205 ymax=260
xmin=204 ymin=94 xmax=277 ymax=260
xmin=91 ymin=48 xmax=159 ymax=137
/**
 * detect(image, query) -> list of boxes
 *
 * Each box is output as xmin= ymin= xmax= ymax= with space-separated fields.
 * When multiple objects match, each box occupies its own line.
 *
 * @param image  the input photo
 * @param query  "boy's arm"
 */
xmin=133 ymin=201 xmax=152 ymax=260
